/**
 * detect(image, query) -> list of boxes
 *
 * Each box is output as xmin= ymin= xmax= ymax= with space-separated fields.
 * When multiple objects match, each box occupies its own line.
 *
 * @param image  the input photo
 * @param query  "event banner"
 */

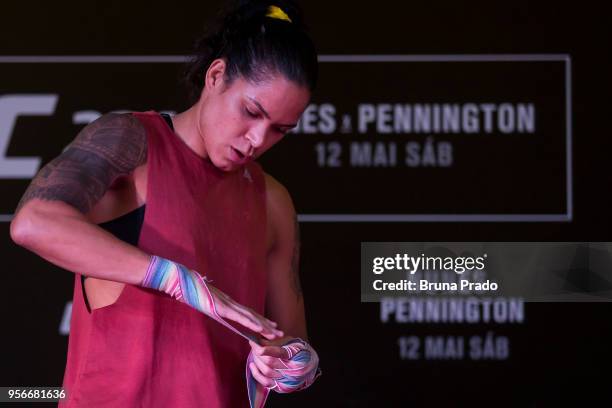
xmin=1 ymin=55 xmax=569 ymax=221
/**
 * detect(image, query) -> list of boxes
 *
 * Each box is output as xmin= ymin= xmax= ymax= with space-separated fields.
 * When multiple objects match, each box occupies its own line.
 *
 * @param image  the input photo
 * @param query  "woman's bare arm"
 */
xmin=10 ymin=112 xmax=151 ymax=284
xmin=10 ymin=113 xmax=283 ymax=338
xmin=247 ymin=174 xmax=321 ymax=389
xmin=264 ymin=174 xmax=308 ymax=341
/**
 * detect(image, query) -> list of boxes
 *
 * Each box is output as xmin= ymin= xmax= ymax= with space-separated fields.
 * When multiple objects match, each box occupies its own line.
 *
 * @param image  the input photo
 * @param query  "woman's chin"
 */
xmin=213 ymin=156 xmax=241 ymax=172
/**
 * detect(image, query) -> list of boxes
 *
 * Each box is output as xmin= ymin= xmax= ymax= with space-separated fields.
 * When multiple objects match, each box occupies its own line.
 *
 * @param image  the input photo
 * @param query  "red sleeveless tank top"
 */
xmin=60 ymin=111 xmax=268 ymax=407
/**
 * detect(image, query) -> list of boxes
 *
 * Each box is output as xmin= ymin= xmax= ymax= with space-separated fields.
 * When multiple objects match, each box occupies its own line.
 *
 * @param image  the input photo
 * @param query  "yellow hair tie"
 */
xmin=266 ymin=5 xmax=292 ymax=23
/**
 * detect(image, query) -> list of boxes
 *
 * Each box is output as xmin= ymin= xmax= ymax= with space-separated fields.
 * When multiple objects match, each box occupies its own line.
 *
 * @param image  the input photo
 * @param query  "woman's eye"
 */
xmin=245 ymin=108 xmax=258 ymax=118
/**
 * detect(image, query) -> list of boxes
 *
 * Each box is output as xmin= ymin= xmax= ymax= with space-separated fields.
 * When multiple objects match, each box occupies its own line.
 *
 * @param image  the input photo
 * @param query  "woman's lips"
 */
xmin=230 ymin=147 xmax=248 ymax=165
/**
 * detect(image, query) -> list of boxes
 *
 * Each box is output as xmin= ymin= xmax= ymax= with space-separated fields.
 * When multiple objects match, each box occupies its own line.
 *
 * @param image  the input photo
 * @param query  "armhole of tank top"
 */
xmin=81 ymin=275 xmax=92 ymax=313
xmin=160 ymin=112 xmax=174 ymax=131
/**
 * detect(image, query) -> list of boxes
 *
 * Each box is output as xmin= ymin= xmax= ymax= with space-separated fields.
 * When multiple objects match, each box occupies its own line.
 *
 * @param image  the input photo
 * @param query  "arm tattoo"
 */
xmin=291 ymin=214 xmax=303 ymax=297
xmin=15 ymin=113 xmax=147 ymax=214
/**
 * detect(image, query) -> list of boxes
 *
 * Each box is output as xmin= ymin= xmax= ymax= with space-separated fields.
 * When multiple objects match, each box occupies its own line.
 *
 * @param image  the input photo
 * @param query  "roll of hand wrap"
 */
xmin=141 ymin=255 xmax=321 ymax=408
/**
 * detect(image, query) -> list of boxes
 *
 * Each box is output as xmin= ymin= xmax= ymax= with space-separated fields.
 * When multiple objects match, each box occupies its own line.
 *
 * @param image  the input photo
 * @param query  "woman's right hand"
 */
xmin=141 ymin=255 xmax=283 ymax=341
xmin=204 ymin=282 xmax=284 ymax=341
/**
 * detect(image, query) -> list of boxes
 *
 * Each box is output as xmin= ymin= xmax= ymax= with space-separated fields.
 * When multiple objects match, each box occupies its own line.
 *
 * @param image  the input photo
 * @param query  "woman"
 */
xmin=9 ymin=1 xmax=320 ymax=406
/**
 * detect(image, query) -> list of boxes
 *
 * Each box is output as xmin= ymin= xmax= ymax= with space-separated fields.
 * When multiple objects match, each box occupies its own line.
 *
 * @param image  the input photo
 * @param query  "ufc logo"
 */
xmin=0 ymin=94 xmax=58 ymax=178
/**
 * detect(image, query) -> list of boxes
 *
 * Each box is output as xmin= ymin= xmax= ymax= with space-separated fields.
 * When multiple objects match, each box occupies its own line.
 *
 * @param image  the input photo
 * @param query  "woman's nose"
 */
xmin=246 ymin=127 xmax=265 ymax=150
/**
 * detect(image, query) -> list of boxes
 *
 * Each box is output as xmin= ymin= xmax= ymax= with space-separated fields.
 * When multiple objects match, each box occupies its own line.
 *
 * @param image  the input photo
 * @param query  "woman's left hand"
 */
xmin=248 ymin=337 xmax=293 ymax=388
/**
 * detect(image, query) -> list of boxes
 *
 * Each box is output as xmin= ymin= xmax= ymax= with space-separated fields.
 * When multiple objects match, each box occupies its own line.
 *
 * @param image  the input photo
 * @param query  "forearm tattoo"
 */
xmin=15 ymin=113 xmax=147 ymax=214
xmin=291 ymin=214 xmax=303 ymax=297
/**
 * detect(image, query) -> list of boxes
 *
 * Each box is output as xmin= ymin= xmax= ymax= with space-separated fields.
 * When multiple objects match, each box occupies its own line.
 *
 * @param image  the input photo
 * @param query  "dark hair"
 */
xmin=183 ymin=0 xmax=318 ymax=104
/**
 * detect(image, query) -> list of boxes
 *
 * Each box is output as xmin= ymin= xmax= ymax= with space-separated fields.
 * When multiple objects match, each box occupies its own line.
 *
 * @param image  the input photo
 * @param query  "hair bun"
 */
xmin=182 ymin=0 xmax=317 ymax=103
xmin=227 ymin=0 xmax=304 ymax=28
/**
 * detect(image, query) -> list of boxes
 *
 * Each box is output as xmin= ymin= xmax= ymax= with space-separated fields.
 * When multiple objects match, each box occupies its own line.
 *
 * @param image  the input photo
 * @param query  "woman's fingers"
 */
xmin=249 ymin=362 xmax=276 ymax=388
xmin=260 ymin=327 xmax=284 ymax=340
xmin=250 ymin=339 xmax=290 ymax=360
xmin=231 ymin=304 xmax=283 ymax=338
xmin=252 ymin=353 xmax=284 ymax=379
xmin=230 ymin=307 xmax=282 ymax=338
xmin=212 ymin=292 xmax=283 ymax=338
xmin=223 ymin=307 xmax=264 ymax=332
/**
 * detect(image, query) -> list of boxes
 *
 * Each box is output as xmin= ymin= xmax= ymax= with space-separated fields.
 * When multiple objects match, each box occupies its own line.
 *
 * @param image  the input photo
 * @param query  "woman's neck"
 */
xmin=172 ymin=103 xmax=209 ymax=160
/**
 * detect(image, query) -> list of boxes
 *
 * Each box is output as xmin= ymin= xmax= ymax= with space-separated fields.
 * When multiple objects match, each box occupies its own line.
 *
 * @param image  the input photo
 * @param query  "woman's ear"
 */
xmin=204 ymin=58 xmax=227 ymax=93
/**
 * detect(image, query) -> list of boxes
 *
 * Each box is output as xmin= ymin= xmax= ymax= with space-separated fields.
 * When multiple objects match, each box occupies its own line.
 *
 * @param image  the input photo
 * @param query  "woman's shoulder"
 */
xmin=71 ymin=112 xmax=148 ymax=161
xmin=263 ymin=173 xmax=292 ymax=207
xmin=263 ymin=172 xmax=295 ymax=228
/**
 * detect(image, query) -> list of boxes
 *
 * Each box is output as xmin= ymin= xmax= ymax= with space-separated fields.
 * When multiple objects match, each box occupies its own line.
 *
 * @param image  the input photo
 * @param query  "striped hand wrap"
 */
xmin=141 ymin=255 xmax=321 ymax=407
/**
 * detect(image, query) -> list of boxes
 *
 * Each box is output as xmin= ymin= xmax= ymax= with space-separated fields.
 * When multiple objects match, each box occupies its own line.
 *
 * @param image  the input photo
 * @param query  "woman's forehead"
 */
xmin=229 ymin=75 xmax=310 ymax=114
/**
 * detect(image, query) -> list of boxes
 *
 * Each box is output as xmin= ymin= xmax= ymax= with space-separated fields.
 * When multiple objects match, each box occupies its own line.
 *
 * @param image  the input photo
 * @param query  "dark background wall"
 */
xmin=1 ymin=0 xmax=611 ymax=406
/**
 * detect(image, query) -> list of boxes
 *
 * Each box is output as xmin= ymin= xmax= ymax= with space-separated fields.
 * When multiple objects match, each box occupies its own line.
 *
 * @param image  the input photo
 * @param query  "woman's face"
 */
xmin=198 ymin=59 xmax=311 ymax=172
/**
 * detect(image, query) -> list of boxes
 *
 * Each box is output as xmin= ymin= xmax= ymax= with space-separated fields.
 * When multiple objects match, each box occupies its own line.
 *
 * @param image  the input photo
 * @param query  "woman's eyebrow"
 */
xmin=247 ymin=96 xmax=297 ymax=128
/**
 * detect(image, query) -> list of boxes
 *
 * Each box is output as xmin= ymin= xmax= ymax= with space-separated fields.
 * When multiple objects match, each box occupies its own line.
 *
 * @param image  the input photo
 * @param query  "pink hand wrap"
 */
xmin=141 ymin=255 xmax=321 ymax=407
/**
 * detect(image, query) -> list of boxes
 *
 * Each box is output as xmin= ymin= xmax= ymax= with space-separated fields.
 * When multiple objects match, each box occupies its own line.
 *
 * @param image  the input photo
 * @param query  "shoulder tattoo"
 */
xmin=15 ymin=113 xmax=147 ymax=214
